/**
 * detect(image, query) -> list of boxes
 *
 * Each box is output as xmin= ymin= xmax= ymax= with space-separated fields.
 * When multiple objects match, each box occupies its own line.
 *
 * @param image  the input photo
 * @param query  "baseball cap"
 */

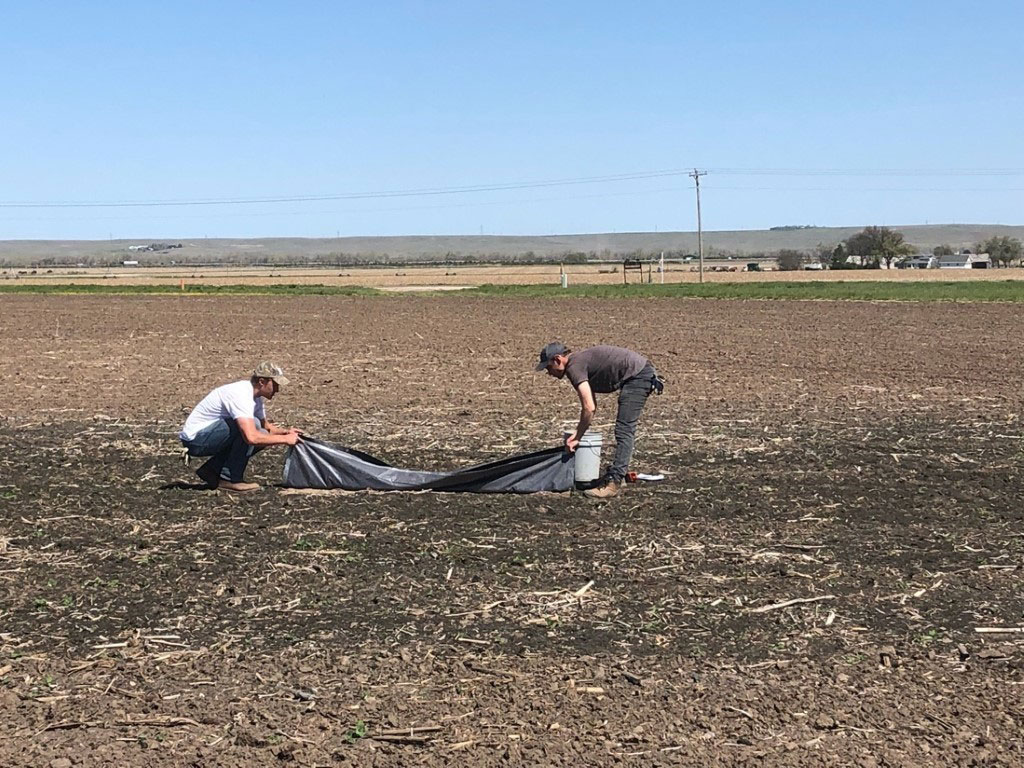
xmin=535 ymin=342 xmax=569 ymax=371
xmin=253 ymin=361 xmax=290 ymax=387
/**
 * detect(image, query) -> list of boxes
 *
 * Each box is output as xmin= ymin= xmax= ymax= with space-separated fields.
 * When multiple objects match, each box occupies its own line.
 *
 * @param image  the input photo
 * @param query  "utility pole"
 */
xmin=689 ymin=168 xmax=707 ymax=283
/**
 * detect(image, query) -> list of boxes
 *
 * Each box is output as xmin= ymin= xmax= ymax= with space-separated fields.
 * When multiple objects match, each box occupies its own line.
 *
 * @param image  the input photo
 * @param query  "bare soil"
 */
xmin=2 ymin=295 xmax=1024 ymax=766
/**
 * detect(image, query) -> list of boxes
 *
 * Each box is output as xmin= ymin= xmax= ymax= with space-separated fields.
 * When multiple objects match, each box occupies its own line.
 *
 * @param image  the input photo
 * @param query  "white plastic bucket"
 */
xmin=565 ymin=430 xmax=603 ymax=482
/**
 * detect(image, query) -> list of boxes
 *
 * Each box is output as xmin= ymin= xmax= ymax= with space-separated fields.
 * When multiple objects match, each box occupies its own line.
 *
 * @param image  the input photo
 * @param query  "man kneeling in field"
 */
xmin=179 ymin=362 xmax=301 ymax=492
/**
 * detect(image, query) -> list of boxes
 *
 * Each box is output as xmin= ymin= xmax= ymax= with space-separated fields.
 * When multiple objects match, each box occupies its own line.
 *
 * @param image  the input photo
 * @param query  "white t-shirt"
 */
xmin=180 ymin=380 xmax=266 ymax=441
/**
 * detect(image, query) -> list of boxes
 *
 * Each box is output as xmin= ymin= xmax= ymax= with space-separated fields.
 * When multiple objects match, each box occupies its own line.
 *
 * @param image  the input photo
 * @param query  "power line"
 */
xmin=5 ymin=182 xmax=1021 ymax=224
xmin=711 ymin=168 xmax=1024 ymax=177
xmin=3 ymin=166 xmax=1024 ymax=209
xmin=0 ymin=169 xmax=694 ymax=209
xmin=705 ymin=185 xmax=1024 ymax=192
xmin=0 ymin=185 xmax=695 ymax=223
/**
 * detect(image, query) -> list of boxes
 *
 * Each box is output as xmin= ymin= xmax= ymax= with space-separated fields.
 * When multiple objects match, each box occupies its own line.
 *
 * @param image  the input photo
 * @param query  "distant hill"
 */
xmin=1 ymin=224 xmax=1022 ymax=266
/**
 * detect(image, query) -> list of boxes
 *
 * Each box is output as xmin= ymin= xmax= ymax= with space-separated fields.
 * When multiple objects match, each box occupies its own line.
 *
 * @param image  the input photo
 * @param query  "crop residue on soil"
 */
xmin=2 ymin=295 xmax=1023 ymax=766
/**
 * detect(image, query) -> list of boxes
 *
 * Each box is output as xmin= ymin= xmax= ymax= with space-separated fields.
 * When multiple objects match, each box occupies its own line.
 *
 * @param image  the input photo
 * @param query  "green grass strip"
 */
xmin=461 ymin=280 xmax=1024 ymax=302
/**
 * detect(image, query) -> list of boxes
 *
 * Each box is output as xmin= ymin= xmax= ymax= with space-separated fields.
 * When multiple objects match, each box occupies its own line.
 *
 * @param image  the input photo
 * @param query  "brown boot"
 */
xmin=216 ymin=480 xmax=260 ymax=493
xmin=584 ymin=480 xmax=620 ymax=499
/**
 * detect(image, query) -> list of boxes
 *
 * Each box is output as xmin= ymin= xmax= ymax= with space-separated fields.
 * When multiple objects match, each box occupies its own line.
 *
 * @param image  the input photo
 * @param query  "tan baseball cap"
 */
xmin=253 ymin=361 xmax=290 ymax=387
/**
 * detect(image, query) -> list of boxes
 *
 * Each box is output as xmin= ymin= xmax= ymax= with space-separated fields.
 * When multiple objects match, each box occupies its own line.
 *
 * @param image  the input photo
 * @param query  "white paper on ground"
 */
xmin=636 ymin=473 xmax=665 ymax=482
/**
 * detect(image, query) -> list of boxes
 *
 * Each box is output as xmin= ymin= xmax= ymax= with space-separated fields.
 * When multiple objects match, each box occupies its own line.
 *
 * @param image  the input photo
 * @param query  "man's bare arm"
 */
xmin=565 ymin=381 xmax=596 ymax=452
xmin=261 ymin=419 xmax=301 ymax=437
xmin=237 ymin=418 xmax=299 ymax=446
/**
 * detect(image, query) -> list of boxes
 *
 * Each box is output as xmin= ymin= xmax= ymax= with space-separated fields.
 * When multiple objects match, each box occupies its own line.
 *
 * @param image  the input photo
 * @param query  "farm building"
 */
xmin=902 ymin=254 xmax=938 ymax=269
xmin=845 ymin=255 xmax=896 ymax=269
xmin=939 ymin=252 xmax=991 ymax=269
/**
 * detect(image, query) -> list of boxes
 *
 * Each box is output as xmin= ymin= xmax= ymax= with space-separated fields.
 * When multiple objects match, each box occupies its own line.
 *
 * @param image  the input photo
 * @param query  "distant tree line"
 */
xmin=768 ymin=227 xmax=1024 ymax=271
xmin=7 ymin=232 xmax=1022 ymax=270
xmin=979 ymin=236 xmax=1023 ymax=267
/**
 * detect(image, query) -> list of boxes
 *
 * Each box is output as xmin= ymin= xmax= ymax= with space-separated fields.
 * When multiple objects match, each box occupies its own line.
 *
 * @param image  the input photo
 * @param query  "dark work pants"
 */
xmin=607 ymin=362 xmax=657 ymax=483
xmin=181 ymin=419 xmax=266 ymax=483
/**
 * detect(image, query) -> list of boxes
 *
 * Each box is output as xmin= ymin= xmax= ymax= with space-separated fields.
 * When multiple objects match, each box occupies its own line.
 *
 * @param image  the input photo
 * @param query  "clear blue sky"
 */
xmin=2 ymin=1 xmax=1022 ymax=239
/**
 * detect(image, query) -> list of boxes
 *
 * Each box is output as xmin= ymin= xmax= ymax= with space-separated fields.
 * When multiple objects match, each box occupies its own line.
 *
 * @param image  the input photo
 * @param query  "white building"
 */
xmin=904 ymin=254 xmax=938 ymax=269
xmin=939 ymin=252 xmax=991 ymax=269
xmin=845 ymin=255 xmax=897 ymax=269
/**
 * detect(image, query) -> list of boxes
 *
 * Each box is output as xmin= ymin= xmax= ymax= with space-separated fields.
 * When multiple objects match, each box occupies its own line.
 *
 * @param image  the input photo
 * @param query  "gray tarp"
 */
xmin=282 ymin=437 xmax=575 ymax=493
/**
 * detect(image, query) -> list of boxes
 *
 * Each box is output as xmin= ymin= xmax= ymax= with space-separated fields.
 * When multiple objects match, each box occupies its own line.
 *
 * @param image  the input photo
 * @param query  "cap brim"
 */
xmin=535 ymin=360 xmax=548 ymax=371
xmin=274 ymin=375 xmax=290 ymax=387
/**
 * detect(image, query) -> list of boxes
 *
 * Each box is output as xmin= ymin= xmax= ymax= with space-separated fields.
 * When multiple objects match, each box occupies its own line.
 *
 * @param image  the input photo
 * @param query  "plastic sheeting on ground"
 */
xmin=282 ymin=437 xmax=575 ymax=493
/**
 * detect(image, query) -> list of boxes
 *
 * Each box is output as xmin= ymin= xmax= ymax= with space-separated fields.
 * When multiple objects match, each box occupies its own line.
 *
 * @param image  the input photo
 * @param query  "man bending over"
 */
xmin=179 ymin=362 xmax=301 ymax=492
xmin=537 ymin=343 xmax=662 ymax=499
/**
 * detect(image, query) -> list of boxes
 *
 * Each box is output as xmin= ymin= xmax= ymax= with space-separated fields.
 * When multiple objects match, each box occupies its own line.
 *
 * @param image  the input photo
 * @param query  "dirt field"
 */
xmin=5 ymin=262 xmax=1024 ymax=289
xmin=2 ymin=294 xmax=1024 ymax=766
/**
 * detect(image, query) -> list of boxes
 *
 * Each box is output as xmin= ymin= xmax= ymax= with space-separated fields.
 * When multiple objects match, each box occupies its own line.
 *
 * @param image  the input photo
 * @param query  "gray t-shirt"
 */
xmin=565 ymin=345 xmax=648 ymax=393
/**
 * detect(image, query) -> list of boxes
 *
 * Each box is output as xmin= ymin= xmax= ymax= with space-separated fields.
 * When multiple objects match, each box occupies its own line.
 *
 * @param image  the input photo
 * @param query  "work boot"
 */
xmin=195 ymin=461 xmax=220 ymax=489
xmin=217 ymin=480 xmax=260 ymax=493
xmin=584 ymin=480 xmax=620 ymax=499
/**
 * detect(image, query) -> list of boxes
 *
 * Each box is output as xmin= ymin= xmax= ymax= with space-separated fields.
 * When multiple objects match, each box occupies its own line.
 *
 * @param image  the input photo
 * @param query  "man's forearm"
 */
xmin=574 ymin=409 xmax=595 ymax=440
xmin=245 ymin=431 xmax=292 ymax=446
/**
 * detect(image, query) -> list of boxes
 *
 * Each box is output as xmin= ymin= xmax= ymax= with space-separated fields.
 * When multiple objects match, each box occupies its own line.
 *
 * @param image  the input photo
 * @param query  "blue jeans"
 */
xmin=181 ymin=419 xmax=265 ymax=484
